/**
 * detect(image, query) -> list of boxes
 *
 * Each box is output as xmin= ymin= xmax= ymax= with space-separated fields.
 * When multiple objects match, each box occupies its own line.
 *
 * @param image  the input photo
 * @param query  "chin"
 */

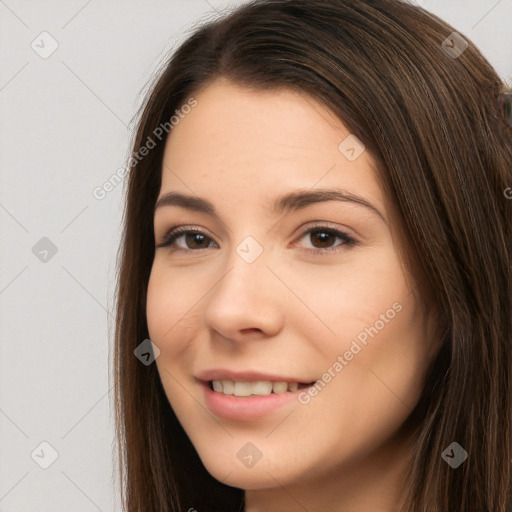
xmin=201 ymin=455 xmax=291 ymax=490
xmin=188 ymin=432 xmax=318 ymax=491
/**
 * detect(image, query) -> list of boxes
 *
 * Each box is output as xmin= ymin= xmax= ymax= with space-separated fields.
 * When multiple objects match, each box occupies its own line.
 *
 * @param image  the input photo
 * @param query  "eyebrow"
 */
xmin=154 ymin=188 xmax=386 ymax=224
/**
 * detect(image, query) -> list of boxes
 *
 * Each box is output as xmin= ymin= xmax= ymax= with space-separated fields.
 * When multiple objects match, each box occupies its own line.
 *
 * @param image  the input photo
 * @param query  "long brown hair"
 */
xmin=112 ymin=1 xmax=512 ymax=510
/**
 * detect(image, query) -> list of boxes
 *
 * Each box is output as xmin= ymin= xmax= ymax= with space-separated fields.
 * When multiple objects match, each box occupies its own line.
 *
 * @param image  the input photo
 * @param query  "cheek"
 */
xmin=303 ymin=301 xmax=429 ymax=469
xmin=146 ymin=262 xmax=203 ymax=347
xmin=291 ymin=246 xmax=408 ymax=341
xmin=146 ymin=266 xmax=204 ymax=422
xmin=307 ymin=248 xmax=429 ymax=428
xmin=363 ymin=296 xmax=429 ymax=405
xmin=327 ymin=296 xmax=428 ymax=423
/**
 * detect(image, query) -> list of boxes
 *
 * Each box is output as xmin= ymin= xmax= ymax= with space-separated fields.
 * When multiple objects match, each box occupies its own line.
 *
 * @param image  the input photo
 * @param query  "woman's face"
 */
xmin=146 ymin=78 xmax=437 ymax=505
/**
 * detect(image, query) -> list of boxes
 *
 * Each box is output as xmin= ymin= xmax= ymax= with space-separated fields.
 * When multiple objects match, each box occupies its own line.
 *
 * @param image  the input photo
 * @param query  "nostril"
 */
xmin=241 ymin=328 xmax=262 ymax=335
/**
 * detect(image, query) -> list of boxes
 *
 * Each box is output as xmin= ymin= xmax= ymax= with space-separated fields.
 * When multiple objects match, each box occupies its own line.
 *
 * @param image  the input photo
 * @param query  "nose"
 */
xmin=203 ymin=244 xmax=285 ymax=343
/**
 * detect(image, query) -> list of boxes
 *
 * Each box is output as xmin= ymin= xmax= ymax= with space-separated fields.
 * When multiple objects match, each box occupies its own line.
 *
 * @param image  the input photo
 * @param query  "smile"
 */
xmin=209 ymin=379 xmax=314 ymax=397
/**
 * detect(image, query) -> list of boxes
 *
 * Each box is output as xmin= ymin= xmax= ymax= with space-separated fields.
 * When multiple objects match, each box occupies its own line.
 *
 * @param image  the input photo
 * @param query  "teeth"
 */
xmin=211 ymin=379 xmax=304 ymax=396
xmin=272 ymin=381 xmax=288 ymax=394
xmin=234 ymin=381 xmax=253 ymax=397
xmin=221 ymin=380 xmax=234 ymax=395
xmin=288 ymin=382 xmax=299 ymax=392
xmin=252 ymin=381 xmax=273 ymax=395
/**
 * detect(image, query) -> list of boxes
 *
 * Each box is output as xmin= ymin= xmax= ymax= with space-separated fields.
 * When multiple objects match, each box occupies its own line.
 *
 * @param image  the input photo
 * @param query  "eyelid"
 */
xmin=292 ymin=219 xmax=357 ymax=239
xmin=156 ymin=225 xmax=219 ymax=249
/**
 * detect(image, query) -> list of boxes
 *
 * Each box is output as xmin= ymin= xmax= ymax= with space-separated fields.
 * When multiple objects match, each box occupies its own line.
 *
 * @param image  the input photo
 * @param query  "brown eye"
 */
xmin=182 ymin=232 xmax=211 ymax=249
xmin=309 ymin=230 xmax=337 ymax=249
xmin=157 ymin=227 xmax=218 ymax=250
xmin=297 ymin=227 xmax=357 ymax=254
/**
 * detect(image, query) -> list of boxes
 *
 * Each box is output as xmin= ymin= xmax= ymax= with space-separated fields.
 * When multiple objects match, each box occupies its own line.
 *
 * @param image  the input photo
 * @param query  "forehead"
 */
xmin=159 ymin=78 xmax=386 ymax=218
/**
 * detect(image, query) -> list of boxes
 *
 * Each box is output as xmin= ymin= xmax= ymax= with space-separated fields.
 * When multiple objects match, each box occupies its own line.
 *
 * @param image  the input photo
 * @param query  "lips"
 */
xmin=196 ymin=369 xmax=317 ymax=420
xmin=196 ymin=368 xmax=315 ymax=384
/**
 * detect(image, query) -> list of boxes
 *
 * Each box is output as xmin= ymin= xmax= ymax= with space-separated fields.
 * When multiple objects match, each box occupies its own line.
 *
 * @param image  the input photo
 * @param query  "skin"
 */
xmin=146 ymin=77 xmax=440 ymax=512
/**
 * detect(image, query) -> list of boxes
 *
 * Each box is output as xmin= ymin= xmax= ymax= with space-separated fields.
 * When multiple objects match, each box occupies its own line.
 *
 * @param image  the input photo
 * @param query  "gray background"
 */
xmin=0 ymin=1 xmax=510 ymax=510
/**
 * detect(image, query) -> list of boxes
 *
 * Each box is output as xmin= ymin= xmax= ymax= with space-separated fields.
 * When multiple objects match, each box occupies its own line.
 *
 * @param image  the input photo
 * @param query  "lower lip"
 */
xmin=201 ymin=381 xmax=304 ymax=421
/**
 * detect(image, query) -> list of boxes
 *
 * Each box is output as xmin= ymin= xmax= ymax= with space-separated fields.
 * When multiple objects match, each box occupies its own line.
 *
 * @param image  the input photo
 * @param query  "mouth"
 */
xmin=208 ymin=379 xmax=316 ymax=397
xmin=196 ymin=369 xmax=318 ymax=420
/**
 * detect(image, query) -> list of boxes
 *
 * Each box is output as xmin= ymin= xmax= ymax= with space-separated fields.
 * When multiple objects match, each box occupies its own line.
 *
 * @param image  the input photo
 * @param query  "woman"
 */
xmin=113 ymin=0 xmax=512 ymax=510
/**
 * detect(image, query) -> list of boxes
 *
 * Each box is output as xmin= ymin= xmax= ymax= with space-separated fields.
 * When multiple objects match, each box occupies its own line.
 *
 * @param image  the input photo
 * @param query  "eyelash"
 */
xmin=156 ymin=225 xmax=358 ymax=255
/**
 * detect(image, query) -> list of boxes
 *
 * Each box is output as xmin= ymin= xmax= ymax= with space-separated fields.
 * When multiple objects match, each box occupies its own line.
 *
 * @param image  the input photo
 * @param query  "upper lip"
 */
xmin=196 ymin=369 xmax=315 ymax=384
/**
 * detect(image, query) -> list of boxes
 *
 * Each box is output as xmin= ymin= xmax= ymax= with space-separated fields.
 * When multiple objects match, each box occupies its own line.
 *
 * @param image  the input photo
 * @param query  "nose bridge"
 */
xmin=202 ymin=231 xmax=284 ymax=336
xmin=233 ymin=233 xmax=267 ymax=267
xmin=219 ymin=232 xmax=270 ymax=297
